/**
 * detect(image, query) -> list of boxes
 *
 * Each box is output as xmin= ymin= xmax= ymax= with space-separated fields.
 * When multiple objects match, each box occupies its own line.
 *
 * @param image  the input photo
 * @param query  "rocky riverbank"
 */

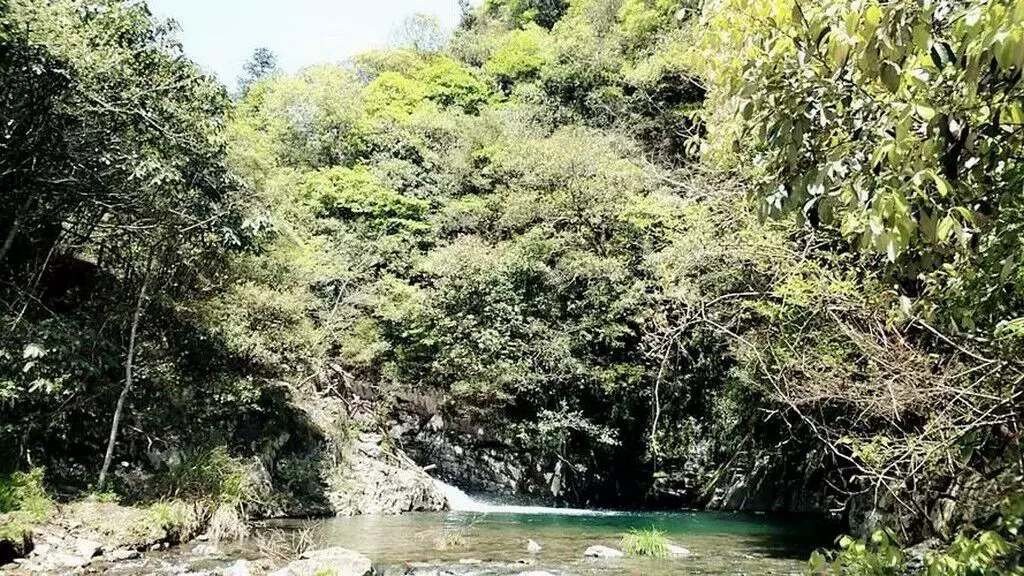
xmin=0 ymin=500 xmax=207 ymax=573
xmin=2 ymin=536 xmax=700 ymax=576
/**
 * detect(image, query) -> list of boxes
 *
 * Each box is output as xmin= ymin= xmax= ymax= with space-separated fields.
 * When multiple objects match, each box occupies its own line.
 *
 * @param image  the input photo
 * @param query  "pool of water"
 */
xmin=256 ymin=508 xmax=837 ymax=575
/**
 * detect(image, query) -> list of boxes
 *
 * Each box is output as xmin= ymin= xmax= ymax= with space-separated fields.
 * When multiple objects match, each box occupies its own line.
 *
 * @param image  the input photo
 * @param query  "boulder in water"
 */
xmin=667 ymin=543 xmax=692 ymax=557
xmin=270 ymin=547 xmax=372 ymax=576
xmin=584 ymin=545 xmax=623 ymax=558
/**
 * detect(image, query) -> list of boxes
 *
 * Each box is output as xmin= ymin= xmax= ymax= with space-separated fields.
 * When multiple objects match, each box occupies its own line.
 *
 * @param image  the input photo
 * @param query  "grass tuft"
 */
xmin=208 ymin=502 xmax=248 ymax=541
xmin=433 ymin=532 xmax=465 ymax=550
xmin=620 ymin=527 xmax=669 ymax=557
xmin=254 ymin=521 xmax=317 ymax=563
xmin=131 ymin=500 xmax=205 ymax=545
xmin=161 ymin=446 xmax=260 ymax=508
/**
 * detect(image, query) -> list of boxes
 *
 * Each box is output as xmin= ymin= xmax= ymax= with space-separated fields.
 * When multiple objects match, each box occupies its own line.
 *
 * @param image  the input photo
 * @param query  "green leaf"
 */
xmin=930 ymin=171 xmax=952 ymax=197
xmin=870 ymin=144 xmax=891 ymax=168
xmin=1004 ymin=102 xmax=1024 ymax=125
xmin=914 ymin=104 xmax=936 ymax=121
xmin=928 ymin=41 xmax=950 ymax=68
xmin=864 ymin=4 xmax=882 ymax=30
xmin=937 ymin=216 xmax=954 ymax=241
xmin=741 ymin=99 xmax=754 ymax=119
xmin=1000 ymin=256 xmax=1016 ymax=282
xmin=880 ymin=61 xmax=901 ymax=92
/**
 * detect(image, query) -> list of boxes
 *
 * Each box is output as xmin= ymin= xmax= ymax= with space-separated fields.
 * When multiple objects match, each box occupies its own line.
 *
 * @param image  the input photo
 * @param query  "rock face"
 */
xmin=270 ymin=547 xmax=372 ymax=576
xmin=326 ymin=432 xmax=446 ymax=516
xmin=583 ymin=545 xmax=624 ymax=558
xmin=846 ymin=469 xmax=1005 ymax=541
xmin=390 ymin=395 xmax=561 ymax=500
xmin=253 ymin=392 xmax=447 ymax=517
xmin=705 ymin=446 xmax=837 ymax=515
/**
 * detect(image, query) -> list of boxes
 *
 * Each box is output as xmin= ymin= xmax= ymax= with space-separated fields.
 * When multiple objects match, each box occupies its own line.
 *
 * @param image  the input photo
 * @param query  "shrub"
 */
xmin=485 ymin=24 xmax=551 ymax=83
xmin=159 ymin=446 xmax=261 ymax=510
xmin=0 ymin=468 xmax=51 ymax=517
xmin=0 ymin=469 xmax=54 ymax=555
xmin=620 ymin=527 xmax=669 ymax=557
xmin=809 ymin=530 xmax=906 ymax=575
xmin=136 ymin=500 xmax=205 ymax=545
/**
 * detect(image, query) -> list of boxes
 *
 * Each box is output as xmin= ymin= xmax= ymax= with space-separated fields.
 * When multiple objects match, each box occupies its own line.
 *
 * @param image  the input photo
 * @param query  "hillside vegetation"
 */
xmin=1 ymin=0 xmax=1022 ymax=572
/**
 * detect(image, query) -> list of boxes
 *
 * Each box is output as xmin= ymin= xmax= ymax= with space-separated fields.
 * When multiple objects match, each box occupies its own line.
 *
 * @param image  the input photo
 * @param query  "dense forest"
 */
xmin=2 ymin=0 xmax=1023 ymax=573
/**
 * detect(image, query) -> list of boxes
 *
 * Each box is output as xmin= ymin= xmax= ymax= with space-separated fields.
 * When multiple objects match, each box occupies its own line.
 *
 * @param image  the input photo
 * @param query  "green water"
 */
xmin=262 ymin=509 xmax=836 ymax=575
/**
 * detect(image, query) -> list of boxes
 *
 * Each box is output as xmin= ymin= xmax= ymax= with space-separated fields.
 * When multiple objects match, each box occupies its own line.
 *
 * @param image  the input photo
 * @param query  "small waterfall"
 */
xmin=435 ymin=481 xmax=494 ymax=513
xmin=433 ymin=479 xmax=620 ymax=516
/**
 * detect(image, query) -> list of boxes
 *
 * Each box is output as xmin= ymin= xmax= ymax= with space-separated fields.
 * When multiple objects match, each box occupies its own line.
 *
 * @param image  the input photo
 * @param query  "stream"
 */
xmin=250 ymin=484 xmax=836 ymax=575
xmin=99 ymin=483 xmax=837 ymax=575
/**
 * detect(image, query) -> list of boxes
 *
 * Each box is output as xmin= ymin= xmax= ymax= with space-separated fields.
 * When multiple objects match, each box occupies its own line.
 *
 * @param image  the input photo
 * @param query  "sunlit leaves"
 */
xmin=701 ymin=0 xmax=1024 ymax=332
xmin=484 ymin=23 xmax=552 ymax=83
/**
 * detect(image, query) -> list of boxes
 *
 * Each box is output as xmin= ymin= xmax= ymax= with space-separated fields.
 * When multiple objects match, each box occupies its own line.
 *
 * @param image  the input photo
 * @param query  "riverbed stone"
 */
xmin=75 ymin=537 xmax=103 ymax=558
xmin=109 ymin=547 xmax=142 ymax=561
xmin=583 ymin=545 xmax=623 ymax=558
xmin=220 ymin=559 xmax=252 ymax=576
xmin=667 ymin=543 xmax=692 ymax=557
xmin=272 ymin=547 xmax=372 ymax=576
xmin=48 ymin=551 xmax=91 ymax=569
xmin=192 ymin=543 xmax=221 ymax=556
xmin=402 ymin=569 xmax=462 ymax=576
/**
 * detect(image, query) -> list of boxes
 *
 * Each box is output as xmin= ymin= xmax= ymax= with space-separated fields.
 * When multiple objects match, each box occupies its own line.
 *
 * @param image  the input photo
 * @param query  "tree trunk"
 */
xmin=97 ymin=270 xmax=150 ymax=491
xmin=0 ymin=196 xmax=33 ymax=264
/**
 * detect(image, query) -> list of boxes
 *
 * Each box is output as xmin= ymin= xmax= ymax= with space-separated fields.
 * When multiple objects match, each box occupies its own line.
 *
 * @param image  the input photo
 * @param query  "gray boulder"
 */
xmin=75 ymin=538 xmax=103 ymax=559
xmin=583 ymin=545 xmax=623 ymax=558
xmin=667 ymin=543 xmax=692 ymax=557
xmin=271 ymin=547 xmax=372 ymax=576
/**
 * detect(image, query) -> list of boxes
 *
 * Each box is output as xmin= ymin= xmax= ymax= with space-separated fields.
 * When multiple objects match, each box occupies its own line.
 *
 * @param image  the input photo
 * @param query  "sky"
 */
xmin=147 ymin=0 xmax=463 ymax=87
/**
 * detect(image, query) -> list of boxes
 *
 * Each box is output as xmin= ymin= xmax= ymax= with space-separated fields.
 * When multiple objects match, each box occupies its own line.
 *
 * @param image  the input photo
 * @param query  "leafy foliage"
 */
xmin=700 ymin=0 xmax=1024 ymax=333
xmin=811 ymin=530 xmax=907 ymax=576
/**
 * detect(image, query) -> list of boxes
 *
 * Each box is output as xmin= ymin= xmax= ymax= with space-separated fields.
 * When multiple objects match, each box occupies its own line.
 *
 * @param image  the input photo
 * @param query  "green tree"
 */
xmin=0 ymin=0 xmax=245 ymax=482
xmin=238 ymin=46 xmax=278 ymax=94
xmin=700 ymin=0 xmax=1024 ymax=334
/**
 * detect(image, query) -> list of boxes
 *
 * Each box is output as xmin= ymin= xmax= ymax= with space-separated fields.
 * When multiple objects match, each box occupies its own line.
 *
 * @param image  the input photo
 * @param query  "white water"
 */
xmin=434 ymin=479 xmax=621 ymax=517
